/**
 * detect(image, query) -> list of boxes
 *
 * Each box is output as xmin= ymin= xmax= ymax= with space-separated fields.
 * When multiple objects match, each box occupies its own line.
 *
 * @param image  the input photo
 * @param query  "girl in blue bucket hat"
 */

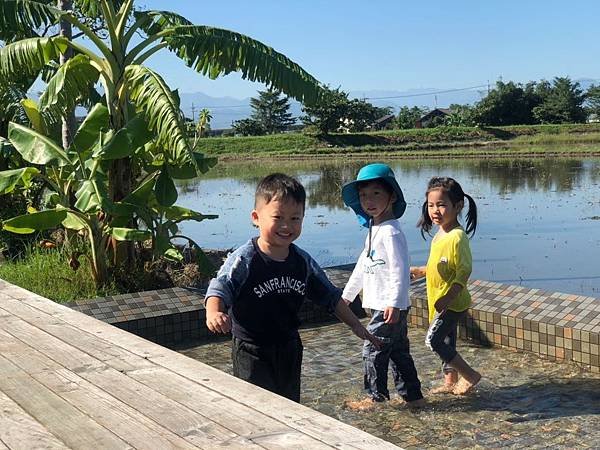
xmin=341 ymin=163 xmax=425 ymax=409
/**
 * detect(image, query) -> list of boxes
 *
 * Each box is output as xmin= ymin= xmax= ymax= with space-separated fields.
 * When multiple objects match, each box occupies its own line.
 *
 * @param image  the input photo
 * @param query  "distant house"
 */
xmin=587 ymin=113 xmax=600 ymax=124
xmin=370 ymin=114 xmax=396 ymax=131
xmin=415 ymin=108 xmax=452 ymax=128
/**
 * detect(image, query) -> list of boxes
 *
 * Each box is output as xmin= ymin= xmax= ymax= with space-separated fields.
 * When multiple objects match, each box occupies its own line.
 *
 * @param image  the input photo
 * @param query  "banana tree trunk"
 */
xmin=58 ymin=0 xmax=76 ymax=149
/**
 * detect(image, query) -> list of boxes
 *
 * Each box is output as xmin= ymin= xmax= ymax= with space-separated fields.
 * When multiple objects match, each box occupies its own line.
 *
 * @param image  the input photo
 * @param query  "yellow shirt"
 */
xmin=426 ymin=227 xmax=472 ymax=322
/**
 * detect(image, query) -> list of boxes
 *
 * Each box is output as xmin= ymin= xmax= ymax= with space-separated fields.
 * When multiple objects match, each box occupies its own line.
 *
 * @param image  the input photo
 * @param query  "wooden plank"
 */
xmin=0 ymin=327 xmax=199 ymax=450
xmin=148 ymin=354 xmax=400 ymax=449
xmin=0 ymin=315 xmax=251 ymax=450
xmin=129 ymin=367 xmax=332 ymax=449
xmin=0 ymin=390 xmax=69 ymax=450
xmin=0 ymin=304 xmax=323 ymax=448
xmin=1 ymin=286 xmax=399 ymax=449
xmin=0 ymin=355 xmax=129 ymax=449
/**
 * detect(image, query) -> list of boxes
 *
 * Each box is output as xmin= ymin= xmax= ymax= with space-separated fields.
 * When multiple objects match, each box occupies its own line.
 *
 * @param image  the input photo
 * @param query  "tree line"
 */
xmin=228 ymin=77 xmax=600 ymax=136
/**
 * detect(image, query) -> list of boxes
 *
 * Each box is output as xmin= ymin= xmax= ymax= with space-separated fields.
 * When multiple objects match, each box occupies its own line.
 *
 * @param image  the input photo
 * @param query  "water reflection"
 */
xmin=177 ymin=157 xmax=600 ymax=297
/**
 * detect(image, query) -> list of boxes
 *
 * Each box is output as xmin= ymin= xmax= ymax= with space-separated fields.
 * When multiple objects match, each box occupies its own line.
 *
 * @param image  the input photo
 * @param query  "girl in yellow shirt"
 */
xmin=410 ymin=177 xmax=481 ymax=395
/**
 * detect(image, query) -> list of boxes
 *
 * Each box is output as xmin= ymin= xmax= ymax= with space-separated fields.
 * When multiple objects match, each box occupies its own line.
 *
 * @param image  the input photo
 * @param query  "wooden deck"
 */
xmin=0 ymin=279 xmax=399 ymax=449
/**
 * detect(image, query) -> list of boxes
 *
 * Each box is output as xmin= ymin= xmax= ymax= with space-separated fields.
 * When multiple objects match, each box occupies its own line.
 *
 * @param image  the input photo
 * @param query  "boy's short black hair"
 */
xmin=255 ymin=173 xmax=306 ymax=207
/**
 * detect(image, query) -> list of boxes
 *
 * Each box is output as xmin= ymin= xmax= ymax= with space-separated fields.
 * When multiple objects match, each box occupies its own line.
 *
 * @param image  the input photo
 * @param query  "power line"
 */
xmin=363 ymin=84 xmax=488 ymax=101
xmin=189 ymin=83 xmax=490 ymax=110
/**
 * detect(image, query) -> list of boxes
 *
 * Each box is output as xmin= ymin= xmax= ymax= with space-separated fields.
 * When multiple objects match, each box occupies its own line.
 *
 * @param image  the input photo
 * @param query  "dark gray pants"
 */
xmin=232 ymin=336 xmax=303 ymax=402
xmin=363 ymin=309 xmax=423 ymax=402
xmin=425 ymin=310 xmax=464 ymax=373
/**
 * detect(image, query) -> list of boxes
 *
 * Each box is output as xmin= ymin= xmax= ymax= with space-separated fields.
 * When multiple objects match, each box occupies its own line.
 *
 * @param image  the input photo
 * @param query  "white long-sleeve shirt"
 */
xmin=342 ymin=219 xmax=410 ymax=311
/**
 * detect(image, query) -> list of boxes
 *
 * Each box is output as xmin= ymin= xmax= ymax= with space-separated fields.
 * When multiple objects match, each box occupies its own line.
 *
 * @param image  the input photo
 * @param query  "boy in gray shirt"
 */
xmin=205 ymin=173 xmax=379 ymax=402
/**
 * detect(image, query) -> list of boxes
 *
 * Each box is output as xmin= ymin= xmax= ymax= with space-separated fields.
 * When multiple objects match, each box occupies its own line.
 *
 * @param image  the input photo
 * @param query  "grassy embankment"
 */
xmin=195 ymin=123 xmax=600 ymax=159
xmin=0 ymin=246 xmax=119 ymax=303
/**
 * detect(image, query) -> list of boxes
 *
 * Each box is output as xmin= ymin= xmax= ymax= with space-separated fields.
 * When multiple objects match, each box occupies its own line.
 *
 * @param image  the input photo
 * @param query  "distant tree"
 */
xmin=425 ymin=115 xmax=448 ymax=128
xmin=446 ymin=104 xmax=475 ymax=127
xmin=345 ymin=100 xmax=392 ymax=132
xmin=232 ymin=118 xmax=265 ymax=136
xmin=394 ymin=106 xmax=428 ymax=129
xmin=472 ymin=81 xmax=540 ymax=126
xmin=250 ymin=88 xmax=295 ymax=134
xmin=196 ymin=108 xmax=212 ymax=138
xmin=585 ymin=84 xmax=600 ymax=119
xmin=532 ymin=77 xmax=586 ymax=124
xmin=301 ymin=87 xmax=390 ymax=134
xmin=301 ymin=87 xmax=350 ymax=134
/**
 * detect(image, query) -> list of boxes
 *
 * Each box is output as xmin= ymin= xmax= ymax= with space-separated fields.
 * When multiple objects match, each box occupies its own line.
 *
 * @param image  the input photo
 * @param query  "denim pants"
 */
xmin=363 ymin=309 xmax=423 ymax=402
xmin=232 ymin=336 xmax=303 ymax=402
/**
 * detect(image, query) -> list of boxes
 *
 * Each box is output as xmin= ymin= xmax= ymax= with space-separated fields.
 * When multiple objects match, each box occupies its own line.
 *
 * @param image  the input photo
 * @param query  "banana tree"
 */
xmin=0 ymin=102 xmax=217 ymax=284
xmin=0 ymin=0 xmax=323 ymax=202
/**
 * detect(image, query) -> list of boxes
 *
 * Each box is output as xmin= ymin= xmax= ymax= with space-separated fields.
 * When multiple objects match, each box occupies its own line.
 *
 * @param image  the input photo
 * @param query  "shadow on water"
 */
xmin=462 ymin=378 xmax=600 ymax=421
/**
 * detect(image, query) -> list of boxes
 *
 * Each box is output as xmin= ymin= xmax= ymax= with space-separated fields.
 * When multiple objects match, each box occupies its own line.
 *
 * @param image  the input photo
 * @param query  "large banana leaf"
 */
xmin=0 ymin=84 xmax=29 ymax=124
xmin=8 ymin=122 xmax=71 ymax=166
xmin=0 ymin=0 xmax=61 ymax=42
xmin=2 ymin=209 xmax=67 ymax=234
xmin=0 ymin=37 xmax=68 ymax=83
xmin=20 ymin=98 xmax=46 ymax=133
xmin=122 ymin=173 xmax=157 ymax=206
xmin=74 ymin=176 xmax=109 ymax=213
xmin=158 ymin=25 xmax=323 ymax=105
xmin=154 ymin=167 xmax=177 ymax=207
xmin=110 ymin=227 xmax=151 ymax=242
xmin=133 ymin=10 xmax=192 ymax=36
xmin=167 ymin=153 xmax=217 ymax=179
xmin=125 ymin=65 xmax=193 ymax=168
xmin=69 ymin=103 xmax=110 ymax=156
xmin=0 ymin=167 xmax=41 ymax=194
xmin=39 ymin=54 xmax=100 ymax=124
xmin=164 ymin=205 xmax=217 ymax=223
xmin=93 ymin=114 xmax=151 ymax=160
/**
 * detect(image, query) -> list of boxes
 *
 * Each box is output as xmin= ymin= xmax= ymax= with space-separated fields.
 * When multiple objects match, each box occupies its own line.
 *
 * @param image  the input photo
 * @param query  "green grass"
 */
xmin=0 ymin=247 xmax=119 ymax=303
xmin=194 ymin=123 xmax=600 ymax=157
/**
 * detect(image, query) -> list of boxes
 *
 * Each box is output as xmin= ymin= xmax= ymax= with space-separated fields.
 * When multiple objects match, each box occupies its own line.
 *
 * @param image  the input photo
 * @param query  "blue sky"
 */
xmin=142 ymin=0 xmax=599 ymax=98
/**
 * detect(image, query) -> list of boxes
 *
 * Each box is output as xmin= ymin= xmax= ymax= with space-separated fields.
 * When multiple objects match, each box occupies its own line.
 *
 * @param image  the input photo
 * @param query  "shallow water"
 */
xmin=181 ymin=321 xmax=600 ymax=449
xmin=177 ymin=157 xmax=600 ymax=297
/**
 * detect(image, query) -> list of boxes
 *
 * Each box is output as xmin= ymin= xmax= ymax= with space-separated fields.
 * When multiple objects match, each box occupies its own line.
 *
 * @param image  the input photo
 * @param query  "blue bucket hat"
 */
xmin=342 ymin=163 xmax=406 ymax=227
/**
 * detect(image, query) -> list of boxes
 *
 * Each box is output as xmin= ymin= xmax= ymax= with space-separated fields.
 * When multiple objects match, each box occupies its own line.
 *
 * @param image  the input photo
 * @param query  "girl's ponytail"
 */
xmin=417 ymin=200 xmax=432 ymax=239
xmin=463 ymin=193 xmax=478 ymax=237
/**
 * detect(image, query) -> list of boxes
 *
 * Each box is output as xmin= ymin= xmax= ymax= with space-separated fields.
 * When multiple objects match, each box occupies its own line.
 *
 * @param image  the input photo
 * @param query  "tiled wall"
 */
xmin=68 ymin=266 xmax=600 ymax=372
xmin=408 ymin=278 xmax=600 ymax=373
xmin=67 ymin=286 xmax=338 ymax=347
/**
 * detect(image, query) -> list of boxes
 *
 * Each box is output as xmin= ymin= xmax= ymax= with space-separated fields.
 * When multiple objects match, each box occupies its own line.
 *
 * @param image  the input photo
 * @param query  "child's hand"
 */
xmin=410 ymin=266 xmax=426 ymax=280
xmin=206 ymin=311 xmax=232 ymax=334
xmin=434 ymin=284 xmax=462 ymax=313
xmin=434 ymin=295 xmax=452 ymax=313
xmin=383 ymin=306 xmax=400 ymax=324
xmin=350 ymin=324 xmax=382 ymax=349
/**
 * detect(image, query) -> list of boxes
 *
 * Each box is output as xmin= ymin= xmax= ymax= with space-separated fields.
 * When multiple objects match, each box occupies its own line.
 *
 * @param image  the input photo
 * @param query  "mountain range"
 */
xmin=179 ymin=78 xmax=600 ymax=129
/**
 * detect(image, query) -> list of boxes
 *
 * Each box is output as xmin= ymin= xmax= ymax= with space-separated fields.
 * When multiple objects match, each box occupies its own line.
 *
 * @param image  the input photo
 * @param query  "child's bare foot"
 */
xmin=344 ymin=397 xmax=377 ymax=411
xmin=452 ymin=373 xmax=481 ymax=395
xmin=429 ymin=383 xmax=456 ymax=394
